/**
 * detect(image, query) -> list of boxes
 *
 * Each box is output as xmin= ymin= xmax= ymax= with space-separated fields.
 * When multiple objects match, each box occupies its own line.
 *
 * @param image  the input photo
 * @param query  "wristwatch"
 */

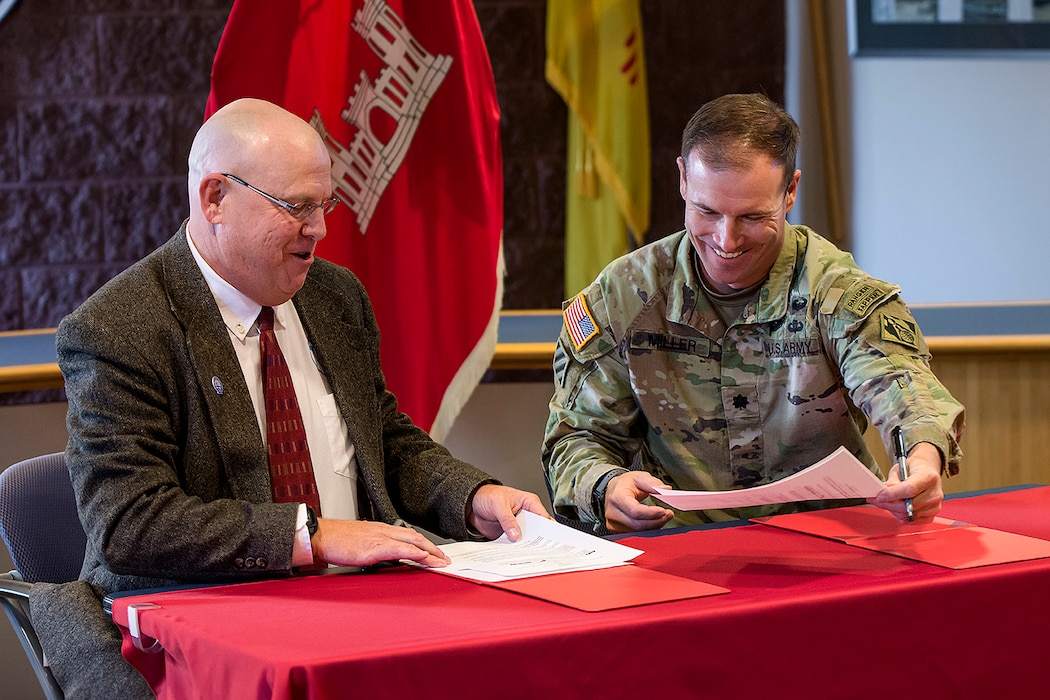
xmin=305 ymin=506 xmax=319 ymax=538
xmin=592 ymin=469 xmax=626 ymax=517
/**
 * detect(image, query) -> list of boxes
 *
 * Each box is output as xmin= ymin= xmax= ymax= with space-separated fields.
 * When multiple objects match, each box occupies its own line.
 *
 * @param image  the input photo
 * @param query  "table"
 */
xmin=111 ymin=486 xmax=1050 ymax=699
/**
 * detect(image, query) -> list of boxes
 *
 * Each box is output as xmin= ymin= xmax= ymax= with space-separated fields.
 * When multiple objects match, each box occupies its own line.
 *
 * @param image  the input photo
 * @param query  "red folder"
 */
xmin=753 ymin=504 xmax=1050 ymax=569
xmin=439 ymin=565 xmax=728 ymax=612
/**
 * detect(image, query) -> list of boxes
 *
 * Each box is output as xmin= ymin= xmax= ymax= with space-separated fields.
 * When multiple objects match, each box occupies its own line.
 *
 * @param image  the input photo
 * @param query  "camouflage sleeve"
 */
xmin=819 ymin=277 xmax=965 ymax=475
xmin=541 ymin=288 xmax=641 ymax=525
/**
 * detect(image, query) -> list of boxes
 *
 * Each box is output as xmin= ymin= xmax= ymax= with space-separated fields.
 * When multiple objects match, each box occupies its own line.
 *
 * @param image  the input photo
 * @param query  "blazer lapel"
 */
xmin=160 ymin=229 xmax=272 ymax=504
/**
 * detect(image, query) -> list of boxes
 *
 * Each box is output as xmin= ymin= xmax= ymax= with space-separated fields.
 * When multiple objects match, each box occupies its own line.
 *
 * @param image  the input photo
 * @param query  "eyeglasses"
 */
xmin=222 ymin=173 xmax=339 ymax=220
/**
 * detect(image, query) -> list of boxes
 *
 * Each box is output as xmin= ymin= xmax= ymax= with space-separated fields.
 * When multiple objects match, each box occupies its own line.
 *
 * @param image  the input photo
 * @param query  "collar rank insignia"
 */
xmin=564 ymin=293 xmax=600 ymax=351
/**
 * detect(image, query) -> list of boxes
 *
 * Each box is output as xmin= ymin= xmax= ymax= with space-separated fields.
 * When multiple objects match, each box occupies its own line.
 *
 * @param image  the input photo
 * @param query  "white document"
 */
xmin=651 ymin=446 xmax=887 ymax=511
xmin=433 ymin=510 xmax=643 ymax=583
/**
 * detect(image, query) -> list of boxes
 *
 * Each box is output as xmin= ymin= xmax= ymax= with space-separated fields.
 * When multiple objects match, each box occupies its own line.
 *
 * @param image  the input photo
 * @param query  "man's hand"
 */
xmin=469 ymin=484 xmax=551 ymax=541
xmin=869 ymin=441 xmax=944 ymax=524
xmin=310 ymin=519 xmax=450 ymax=568
xmin=604 ymin=472 xmax=674 ymax=533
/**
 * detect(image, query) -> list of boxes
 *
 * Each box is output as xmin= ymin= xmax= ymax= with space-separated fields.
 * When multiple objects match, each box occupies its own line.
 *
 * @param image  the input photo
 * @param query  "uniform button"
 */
xmin=256 ymin=557 xmax=268 ymax=568
xmin=244 ymin=557 xmax=255 ymax=569
xmin=234 ymin=558 xmax=245 ymax=569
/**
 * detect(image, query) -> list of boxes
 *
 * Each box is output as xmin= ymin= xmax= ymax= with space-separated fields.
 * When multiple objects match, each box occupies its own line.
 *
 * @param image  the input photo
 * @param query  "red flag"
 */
xmin=205 ymin=0 xmax=503 ymax=439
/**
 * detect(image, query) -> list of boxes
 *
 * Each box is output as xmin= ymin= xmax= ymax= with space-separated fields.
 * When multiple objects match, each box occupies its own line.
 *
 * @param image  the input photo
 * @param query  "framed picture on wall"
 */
xmin=849 ymin=0 xmax=1050 ymax=54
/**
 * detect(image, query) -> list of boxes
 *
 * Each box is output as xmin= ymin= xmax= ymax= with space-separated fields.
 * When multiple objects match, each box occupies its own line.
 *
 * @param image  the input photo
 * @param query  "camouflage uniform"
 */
xmin=542 ymin=226 xmax=965 ymax=529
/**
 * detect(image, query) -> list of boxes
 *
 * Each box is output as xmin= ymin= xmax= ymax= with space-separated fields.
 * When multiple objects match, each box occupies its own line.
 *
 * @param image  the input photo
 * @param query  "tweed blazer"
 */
xmin=30 ymin=226 xmax=495 ymax=696
xmin=55 ymin=225 xmax=492 ymax=595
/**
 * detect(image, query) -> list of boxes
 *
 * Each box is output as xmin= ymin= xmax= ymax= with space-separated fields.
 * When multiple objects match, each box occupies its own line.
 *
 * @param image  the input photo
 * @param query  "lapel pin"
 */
xmin=212 ymin=376 xmax=224 ymax=395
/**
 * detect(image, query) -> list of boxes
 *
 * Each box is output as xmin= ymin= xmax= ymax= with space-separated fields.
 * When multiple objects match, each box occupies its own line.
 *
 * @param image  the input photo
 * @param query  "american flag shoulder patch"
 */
xmin=564 ymin=293 xmax=600 ymax=351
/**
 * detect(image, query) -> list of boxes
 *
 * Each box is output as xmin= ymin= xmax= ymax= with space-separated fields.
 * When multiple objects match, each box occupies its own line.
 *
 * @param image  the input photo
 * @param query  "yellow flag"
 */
xmin=546 ymin=0 xmax=650 ymax=296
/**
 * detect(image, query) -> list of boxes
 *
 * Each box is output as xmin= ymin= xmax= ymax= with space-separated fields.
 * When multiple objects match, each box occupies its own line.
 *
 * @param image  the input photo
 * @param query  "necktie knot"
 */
xmin=257 ymin=306 xmax=275 ymax=333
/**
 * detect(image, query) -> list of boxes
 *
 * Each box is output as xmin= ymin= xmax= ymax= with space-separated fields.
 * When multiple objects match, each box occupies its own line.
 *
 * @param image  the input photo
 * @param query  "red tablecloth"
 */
xmin=112 ymin=486 xmax=1050 ymax=699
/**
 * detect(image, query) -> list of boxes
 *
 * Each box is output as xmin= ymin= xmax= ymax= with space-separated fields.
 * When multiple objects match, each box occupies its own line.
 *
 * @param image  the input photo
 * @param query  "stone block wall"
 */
xmin=0 ymin=0 xmax=232 ymax=336
xmin=0 ymin=0 xmax=784 ymax=401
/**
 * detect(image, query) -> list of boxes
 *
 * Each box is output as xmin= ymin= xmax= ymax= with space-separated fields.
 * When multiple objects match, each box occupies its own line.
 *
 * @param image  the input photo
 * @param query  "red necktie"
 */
xmin=258 ymin=306 xmax=321 ymax=514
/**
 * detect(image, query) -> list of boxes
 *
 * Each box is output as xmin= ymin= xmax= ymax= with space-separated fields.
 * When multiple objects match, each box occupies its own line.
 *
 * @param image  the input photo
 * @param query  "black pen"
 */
xmin=892 ymin=426 xmax=914 ymax=522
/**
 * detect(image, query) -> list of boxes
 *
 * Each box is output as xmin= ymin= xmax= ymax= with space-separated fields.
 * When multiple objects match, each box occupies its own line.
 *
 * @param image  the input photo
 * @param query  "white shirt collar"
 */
xmin=186 ymin=229 xmax=290 ymax=339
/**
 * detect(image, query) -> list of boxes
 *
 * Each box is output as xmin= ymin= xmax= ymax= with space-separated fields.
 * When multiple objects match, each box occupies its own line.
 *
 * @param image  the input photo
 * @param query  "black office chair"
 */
xmin=0 ymin=452 xmax=86 ymax=700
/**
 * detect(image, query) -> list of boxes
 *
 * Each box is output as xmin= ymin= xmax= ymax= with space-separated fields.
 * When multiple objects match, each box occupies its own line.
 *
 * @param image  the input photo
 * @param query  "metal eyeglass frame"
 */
xmin=222 ymin=173 xmax=339 ymax=220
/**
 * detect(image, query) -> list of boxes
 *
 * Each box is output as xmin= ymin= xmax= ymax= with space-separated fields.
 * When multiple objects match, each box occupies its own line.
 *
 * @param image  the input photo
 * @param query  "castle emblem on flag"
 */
xmin=564 ymin=293 xmax=600 ymax=351
xmin=310 ymin=0 xmax=452 ymax=233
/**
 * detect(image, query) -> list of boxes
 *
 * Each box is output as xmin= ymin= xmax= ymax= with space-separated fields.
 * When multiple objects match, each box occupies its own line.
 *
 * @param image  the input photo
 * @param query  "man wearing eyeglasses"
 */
xmin=31 ymin=98 xmax=548 ymax=699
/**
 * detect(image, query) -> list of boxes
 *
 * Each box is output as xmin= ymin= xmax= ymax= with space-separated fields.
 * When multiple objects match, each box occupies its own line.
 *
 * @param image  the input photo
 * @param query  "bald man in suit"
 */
xmin=31 ymin=98 xmax=547 ymax=698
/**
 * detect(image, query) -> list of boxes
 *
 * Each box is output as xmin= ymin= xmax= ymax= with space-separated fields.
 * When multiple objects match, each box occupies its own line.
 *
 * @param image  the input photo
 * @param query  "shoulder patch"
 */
xmin=842 ymin=281 xmax=887 ymax=317
xmin=880 ymin=313 xmax=919 ymax=350
xmin=563 ymin=293 xmax=600 ymax=351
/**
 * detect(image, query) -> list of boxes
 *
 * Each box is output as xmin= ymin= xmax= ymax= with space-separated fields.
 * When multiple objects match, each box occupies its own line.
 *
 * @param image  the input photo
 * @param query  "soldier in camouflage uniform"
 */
xmin=542 ymin=94 xmax=964 ymax=533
